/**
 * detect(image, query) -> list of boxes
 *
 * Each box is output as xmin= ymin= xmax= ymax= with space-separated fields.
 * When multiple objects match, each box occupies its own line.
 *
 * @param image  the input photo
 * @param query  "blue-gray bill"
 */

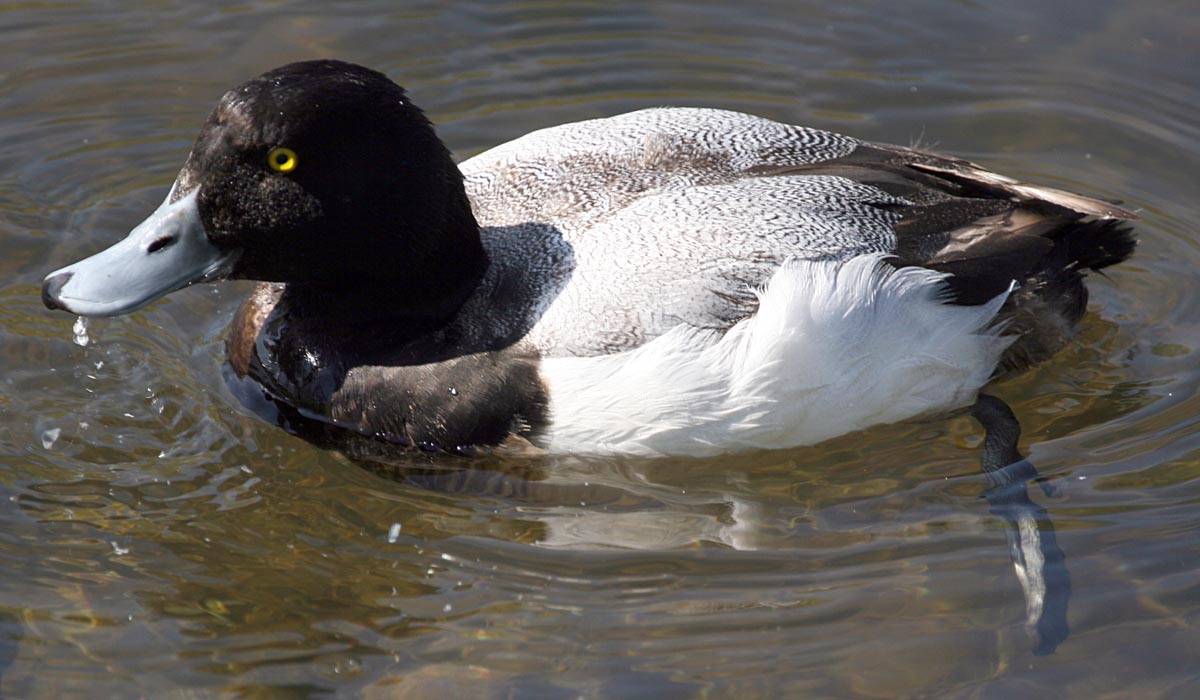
xmin=973 ymin=394 xmax=1071 ymax=655
xmin=41 ymin=188 xmax=233 ymax=317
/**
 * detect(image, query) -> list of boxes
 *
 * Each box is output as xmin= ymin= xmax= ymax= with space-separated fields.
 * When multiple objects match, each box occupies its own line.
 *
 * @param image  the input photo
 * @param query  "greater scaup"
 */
xmin=41 ymin=59 xmax=1136 ymax=458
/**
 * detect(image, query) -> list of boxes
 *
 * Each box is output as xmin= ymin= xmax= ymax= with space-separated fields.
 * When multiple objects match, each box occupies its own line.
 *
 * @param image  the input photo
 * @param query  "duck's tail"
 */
xmin=1056 ymin=217 xmax=1139 ymax=274
xmin=927 ymin=215 xmax=1137 ymax=376
xmin=833 ymin=140 xmax=1140 ymax=376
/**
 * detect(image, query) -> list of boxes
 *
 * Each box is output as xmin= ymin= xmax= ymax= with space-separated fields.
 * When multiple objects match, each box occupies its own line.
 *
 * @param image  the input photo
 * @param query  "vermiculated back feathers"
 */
xmin=461 ymin=107 xmax=1135 ymax=370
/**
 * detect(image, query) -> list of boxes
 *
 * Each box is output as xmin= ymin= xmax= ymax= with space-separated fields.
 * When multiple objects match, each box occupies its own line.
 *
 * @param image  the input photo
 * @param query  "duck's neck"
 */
xmin=288 ymin=196 xmax=489 ymax=328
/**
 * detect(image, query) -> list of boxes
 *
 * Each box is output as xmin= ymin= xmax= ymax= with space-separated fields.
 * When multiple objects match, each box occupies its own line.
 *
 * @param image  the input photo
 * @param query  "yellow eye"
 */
xmin=267 ymin=147 xmax=298 ymax=173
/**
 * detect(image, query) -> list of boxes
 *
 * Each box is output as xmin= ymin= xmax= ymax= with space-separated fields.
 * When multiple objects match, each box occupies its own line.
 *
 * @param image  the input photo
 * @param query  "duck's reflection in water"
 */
xmin=324 ymin=393 xmax=1069 ymax=656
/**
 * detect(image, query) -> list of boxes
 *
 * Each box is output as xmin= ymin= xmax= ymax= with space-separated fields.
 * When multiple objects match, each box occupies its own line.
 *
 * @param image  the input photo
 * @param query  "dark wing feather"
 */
xmin=754 ymin=141 xmax=1137 ymax=374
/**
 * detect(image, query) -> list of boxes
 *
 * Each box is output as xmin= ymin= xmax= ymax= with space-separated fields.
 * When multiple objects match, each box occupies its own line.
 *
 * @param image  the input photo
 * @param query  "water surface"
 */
xmin=2 ymin=1 xmax=1198 ymax=698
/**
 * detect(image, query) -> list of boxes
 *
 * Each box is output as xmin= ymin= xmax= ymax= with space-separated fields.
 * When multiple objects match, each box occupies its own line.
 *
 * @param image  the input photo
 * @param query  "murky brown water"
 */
xmin=3 ymin=1 xmax=1198 ymax=698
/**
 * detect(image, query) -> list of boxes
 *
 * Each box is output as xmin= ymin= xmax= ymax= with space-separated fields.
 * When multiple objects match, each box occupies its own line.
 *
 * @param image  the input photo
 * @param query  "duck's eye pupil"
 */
xmin=267 ymin=147 xmax=298 ymax=173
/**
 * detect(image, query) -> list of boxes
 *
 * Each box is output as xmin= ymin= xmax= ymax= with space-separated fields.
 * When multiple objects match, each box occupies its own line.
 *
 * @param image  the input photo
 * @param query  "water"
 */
xmin=71 ymin=317 xmax=88 ymax=347
xmin=2 ymin=1 xmax=1198 ymax=698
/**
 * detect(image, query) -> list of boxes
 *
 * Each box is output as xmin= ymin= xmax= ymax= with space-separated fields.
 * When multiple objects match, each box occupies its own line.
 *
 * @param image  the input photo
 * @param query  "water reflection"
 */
xmin=972 ymin=395 xmax=1070 ymax=655
xmin=2 ymin=393 xmax=1191 ymax=697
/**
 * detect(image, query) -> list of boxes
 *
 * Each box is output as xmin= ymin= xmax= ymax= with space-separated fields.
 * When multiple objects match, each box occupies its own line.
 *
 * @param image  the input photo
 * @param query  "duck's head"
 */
xmin=43 ymin=60 xmax=484 ymax=319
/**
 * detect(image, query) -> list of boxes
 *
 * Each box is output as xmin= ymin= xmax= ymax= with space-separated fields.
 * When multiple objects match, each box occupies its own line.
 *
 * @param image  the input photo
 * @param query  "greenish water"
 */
xmin=2 ymin=1 xmax=1198 ymax=698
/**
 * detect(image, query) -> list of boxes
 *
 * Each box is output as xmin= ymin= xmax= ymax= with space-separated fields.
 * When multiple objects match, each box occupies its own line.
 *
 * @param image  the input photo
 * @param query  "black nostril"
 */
xmin=147 ymin=235 xmax=177 ymax=254
xmin=42 ymin=272 xmax=72 ymax=310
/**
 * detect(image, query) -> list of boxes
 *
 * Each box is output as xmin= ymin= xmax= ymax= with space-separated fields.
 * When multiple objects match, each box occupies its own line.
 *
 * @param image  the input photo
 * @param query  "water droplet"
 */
xmin=387 ymin=522 xmax=402 ymax=543
xmin=332 ymin=658 xmax=361 ymax=675
xmin=41 ymin=427 xmax=61 ymax=449
xmin=72 ymin=317 xmax=89 ymax=346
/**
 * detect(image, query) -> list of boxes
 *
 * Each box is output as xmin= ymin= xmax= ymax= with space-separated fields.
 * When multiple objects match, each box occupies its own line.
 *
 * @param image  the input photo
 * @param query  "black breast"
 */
xmin=227 ymin=282 xmax=549 ymax=454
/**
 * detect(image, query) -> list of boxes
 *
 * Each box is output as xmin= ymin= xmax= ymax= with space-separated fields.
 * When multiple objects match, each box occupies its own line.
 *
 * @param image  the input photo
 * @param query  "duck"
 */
xmin=41 ymin=59 xmax=1136 ymax=458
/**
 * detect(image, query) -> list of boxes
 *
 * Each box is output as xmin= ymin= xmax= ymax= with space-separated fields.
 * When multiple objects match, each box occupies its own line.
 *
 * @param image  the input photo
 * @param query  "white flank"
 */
xmin=540 ymin=254 xmax=1014 ymax=457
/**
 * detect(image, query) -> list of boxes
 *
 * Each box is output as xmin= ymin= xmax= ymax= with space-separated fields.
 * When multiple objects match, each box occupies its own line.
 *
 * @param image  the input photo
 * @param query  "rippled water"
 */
xmin=2 ymin=1 xmax=1198 ymax=698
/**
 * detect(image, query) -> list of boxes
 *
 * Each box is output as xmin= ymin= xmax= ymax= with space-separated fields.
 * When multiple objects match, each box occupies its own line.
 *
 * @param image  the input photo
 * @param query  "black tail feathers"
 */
xmin=924 ymin=216 xmax=1136 ymax=376
xmin=1003 ymin=218 xmax=1135 ymax=374
xmin=1057 ymin=218 xmax=1138 ymax=274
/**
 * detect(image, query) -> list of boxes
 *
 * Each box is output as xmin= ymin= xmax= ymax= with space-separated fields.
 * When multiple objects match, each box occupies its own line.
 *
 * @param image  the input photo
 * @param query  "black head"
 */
xmin=186 ymin=60 xmax=483 ymax=299
xmin=43 ymin=61 xmax=482 ymax=319
xmin=42 ymin=60 xmax=486 ymax=320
